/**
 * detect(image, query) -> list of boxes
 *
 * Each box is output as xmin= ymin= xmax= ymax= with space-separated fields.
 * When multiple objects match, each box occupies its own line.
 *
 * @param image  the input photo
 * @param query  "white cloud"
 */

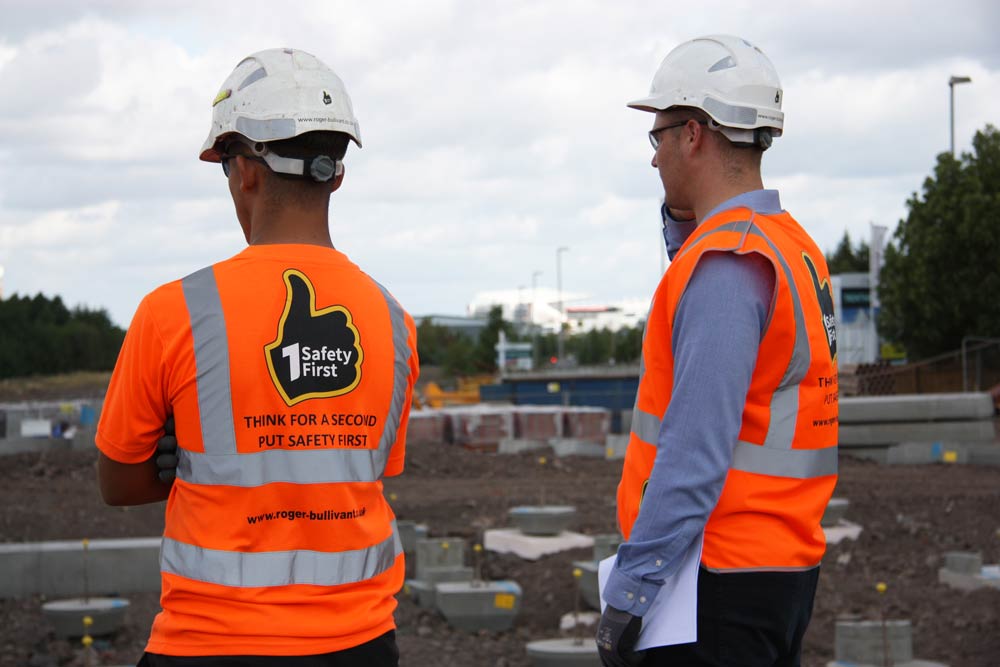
xmin=0 ymin=1 xmax=997 ymax=328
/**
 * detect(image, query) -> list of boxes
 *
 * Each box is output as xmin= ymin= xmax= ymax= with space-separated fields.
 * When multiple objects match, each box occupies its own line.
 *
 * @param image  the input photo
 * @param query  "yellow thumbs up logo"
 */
xmin=265 ymin=269 xmax=363 ymax=406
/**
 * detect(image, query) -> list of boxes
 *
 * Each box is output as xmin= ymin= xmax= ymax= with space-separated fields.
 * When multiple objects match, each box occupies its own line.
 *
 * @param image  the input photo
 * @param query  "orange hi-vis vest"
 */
xmin=98 ymin=245 xmax=418 ymax=656
xmin=617 ymin=207 xmax=839 ymax=572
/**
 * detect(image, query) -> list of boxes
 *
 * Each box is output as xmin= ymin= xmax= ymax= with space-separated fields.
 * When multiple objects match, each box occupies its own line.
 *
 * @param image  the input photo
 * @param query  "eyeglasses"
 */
xmin=221 ymin=152 xmax=265 ymax=177
xmin=648 ymin=119 xmax=708 ymax=150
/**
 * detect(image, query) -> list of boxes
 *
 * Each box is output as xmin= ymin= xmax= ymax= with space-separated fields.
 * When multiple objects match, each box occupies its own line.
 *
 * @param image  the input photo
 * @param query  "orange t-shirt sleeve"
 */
xmin=383 ymin=313 xmax=419 ymax=477
xmin=95 ymin=295 xmax=170 ymax=464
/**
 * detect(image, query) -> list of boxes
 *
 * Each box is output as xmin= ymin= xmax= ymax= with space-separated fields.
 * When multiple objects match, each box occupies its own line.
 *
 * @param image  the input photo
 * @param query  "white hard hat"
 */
xmin=199 ymin=48 xmax=361 ymax=165
xmin=628 ymin=35 xmax=783 ymax=148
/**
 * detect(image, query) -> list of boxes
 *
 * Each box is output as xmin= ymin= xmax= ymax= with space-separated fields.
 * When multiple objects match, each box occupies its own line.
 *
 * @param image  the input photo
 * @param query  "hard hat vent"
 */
xmin=708 ymin=56 xmax=736 ymax=73
xmin=238 ymin=67 xmax=267 ymax=91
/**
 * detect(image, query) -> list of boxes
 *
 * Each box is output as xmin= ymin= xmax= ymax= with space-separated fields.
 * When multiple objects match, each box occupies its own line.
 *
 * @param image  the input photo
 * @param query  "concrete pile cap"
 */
xmin=509 ymin=505 xmax=577 ymax=536
xmin=526 ymin=637 xmax=601 ymax=666
xmin=42 ymin=597 xmax=130 ymax=638
xmin=434 ymin=580 xmax=522 ymax=632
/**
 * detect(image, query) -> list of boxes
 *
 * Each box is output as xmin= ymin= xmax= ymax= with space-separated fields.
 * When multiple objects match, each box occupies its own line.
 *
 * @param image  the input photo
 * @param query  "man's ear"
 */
xmin=236 ymin=155 xmax=261 ymax=193
xmin=330 ymin=163 xmax=345 ymax=193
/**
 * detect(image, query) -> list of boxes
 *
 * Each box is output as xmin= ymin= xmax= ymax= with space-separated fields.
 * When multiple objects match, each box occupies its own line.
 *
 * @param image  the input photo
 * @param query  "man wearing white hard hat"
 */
xmin=597 ymin=36 xmax=838 ymax=666
xmin=96 ymin=48 xmax=418 ymax=666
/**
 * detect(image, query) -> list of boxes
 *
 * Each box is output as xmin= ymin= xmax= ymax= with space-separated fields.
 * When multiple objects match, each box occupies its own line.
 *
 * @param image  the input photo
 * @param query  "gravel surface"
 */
xmin=1 ymin=441 xmax=998 ymax=666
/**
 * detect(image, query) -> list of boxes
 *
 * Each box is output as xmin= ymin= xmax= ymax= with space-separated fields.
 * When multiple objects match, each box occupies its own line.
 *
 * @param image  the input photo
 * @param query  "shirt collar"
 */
xmin=702 ymin=189 xmax=782 ymax=223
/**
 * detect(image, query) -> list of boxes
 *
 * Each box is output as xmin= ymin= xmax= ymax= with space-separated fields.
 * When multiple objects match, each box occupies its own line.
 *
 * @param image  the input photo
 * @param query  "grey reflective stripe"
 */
xmin=704 ymin=563 xmax=820 ymax=574
xmin=373 ymin=282 xmax=412 ymax=458
xmin=731 ymin=440 xmax=837 ymax=479
xmin=182 ymin=267 xmax=238 ymax=456
xmin=161 ymin=521 xmax=403 ymax=588
xmin=630 ymin=408 xmax=662 ymax=447
xmin=179 ymin=447 xmax=383 ymax=485
xmin=177 ymin=267 xmax=414 ymax=487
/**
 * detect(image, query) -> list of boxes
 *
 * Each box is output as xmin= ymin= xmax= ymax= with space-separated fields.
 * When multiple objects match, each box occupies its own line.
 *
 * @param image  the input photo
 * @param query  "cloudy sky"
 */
xmin=1 ymin=0 xmax=997 ymax=327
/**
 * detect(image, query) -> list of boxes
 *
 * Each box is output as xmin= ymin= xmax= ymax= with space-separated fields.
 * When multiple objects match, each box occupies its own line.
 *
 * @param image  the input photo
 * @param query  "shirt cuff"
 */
xmin=604 ymin=565 xmax=662 ymax=616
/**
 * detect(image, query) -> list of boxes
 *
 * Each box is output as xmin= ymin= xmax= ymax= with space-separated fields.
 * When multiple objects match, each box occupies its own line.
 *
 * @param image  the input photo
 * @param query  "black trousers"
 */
xmin=643 ymin=567 xmax=819 ymax=667
xmin=137 ymin=630 xmax=398 ymax=667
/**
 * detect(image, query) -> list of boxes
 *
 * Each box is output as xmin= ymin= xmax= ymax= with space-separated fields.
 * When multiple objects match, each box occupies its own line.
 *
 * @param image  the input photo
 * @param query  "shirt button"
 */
xmin=626 ymin=592 xmax=634 ymax=600
xmin=640 ymin=596 xmax=647 ymax=604
xmin=655 ymin=559 xmax=663 ymax=566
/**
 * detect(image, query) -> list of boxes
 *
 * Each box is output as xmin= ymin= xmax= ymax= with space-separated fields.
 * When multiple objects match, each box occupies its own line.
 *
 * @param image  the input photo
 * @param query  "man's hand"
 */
xmin=596 ymin=605 xmax=644 ymax=667
xmin=155 ymin=417 xmax=178 ymax=483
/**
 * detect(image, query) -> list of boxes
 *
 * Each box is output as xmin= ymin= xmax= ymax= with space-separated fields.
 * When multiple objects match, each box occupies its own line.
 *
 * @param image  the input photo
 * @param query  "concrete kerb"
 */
xmin=839 ymin=393 xmax=994 ymax=424
xmin=938 ymin=551 xmax=1000 ymax=591
xmin=549 ymin=439 xmax=606 ymax=458
xmin=0 ymin=538 xmax=161 ymax=599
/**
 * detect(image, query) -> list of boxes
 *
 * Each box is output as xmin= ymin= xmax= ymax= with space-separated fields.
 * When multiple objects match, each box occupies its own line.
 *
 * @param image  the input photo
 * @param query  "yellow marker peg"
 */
xmin=82 ymin=616 xmax=93 ymax=627
xmin=876 ymin=582 xmax=887 ymax=594
xmin=943 ymin=450 xmax=958 ymax=463
xmin=81 ymin=539 xmax=89 ymax=549
xmin=538 ymin=456 xmax=547 ymax=466
xmin=441 ymin=542 xmax=450 ymax=550
xmin=389 ymin=493 xmax=398 ymax=501
xmin=606 ymin=447 xmax=614 ymax=458
xmin=81 ymin=635 xmax=93 ymax=648
xmin=573 ymin=568 xmax=583 ymax=579
xmin=473 ymin=544 xmax=483 ymax=553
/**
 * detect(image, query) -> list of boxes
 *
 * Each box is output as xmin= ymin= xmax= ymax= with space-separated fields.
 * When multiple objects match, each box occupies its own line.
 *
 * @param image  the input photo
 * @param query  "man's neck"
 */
xmin=693 ymin=174 xmax=764 ymax=223
xmin=248 ymin=208 xmax=334 ymax=247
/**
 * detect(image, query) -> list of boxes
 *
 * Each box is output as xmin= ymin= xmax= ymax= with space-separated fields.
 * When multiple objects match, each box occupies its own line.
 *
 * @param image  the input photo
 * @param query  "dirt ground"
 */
xmin=1 ymin=437 xmax=999 ymax=666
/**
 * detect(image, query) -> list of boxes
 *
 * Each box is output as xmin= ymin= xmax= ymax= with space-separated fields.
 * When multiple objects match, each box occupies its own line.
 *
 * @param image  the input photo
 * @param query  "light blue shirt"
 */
xmin=604 ymin=190 xmax=781 ymax=616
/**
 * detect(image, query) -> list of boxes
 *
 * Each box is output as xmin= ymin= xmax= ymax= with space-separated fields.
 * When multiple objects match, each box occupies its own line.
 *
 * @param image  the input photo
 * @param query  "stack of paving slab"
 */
xmin=405 ymin=409 xmax=448 ymax=445
xmin=441 ymin=405 xmax=515 ymax=451
xmin=486 ymin=508 xmax=594 ymax=561
xmin=839 ymin=393 xmax=997 ymax=464
xmin=551 ymin=407 xmax=610 ymax=457
xmin=937 ymin=551 xmax=1000 ymax=591
xmin=828 ymin=618 xmax=947 ymax=667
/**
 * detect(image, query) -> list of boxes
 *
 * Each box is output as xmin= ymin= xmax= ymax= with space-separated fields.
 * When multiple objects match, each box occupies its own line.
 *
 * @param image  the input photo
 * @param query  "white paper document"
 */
xmin=598 ymin=533 xmax=703 ymax=650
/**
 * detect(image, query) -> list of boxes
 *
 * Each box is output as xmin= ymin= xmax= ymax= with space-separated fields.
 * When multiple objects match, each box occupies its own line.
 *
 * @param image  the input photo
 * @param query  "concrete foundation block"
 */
xmin=572 ymin=560 xmax=600 ymax=610
xmin=434 ymin=580 xmax=521 ymax=632
xmin=405 ymin=566 xmax=475 ymax=608
xmin=484 ymin=528 xmax=594 ymax=561
xmin=526 ymin=637 xmax=602 ymax=666
xmin=835 ymin=619 xmax=914 ymax=664
xmin=943 ymin=551 xmax=983 ymax=575
xmin=604 ymin=435 xmax=628 ymax=460
xmin=42 ymin=597 xmax=130 ymax=638
xmin=509 ymin=506 xmax=577 ymax=536
xmin=839 ymin=393 xmax=994 ymax=424
xmin=415 ymin=537 xmax=467 ymax=580
xmin=396 ymin=520 xmax=428 ymax=555
xmin=821 ymin=498 xmax=850 ymax=527
xmin=550 ymin=439 xmax=606 ymax=458
xmin=498 ymin=438 xmax=550 ymax=455
xmin=591 ymin=534 xmax=620 ymax=562
xmin=0 ymin=538 xmax=161 ymax=599
xmin=938 ymin=553 xmax=1000 ymax=591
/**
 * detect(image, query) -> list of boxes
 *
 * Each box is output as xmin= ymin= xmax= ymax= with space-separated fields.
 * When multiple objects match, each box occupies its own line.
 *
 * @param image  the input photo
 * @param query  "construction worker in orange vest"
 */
xmin=597 ymin=35 xmax=838 ymax=666
xmin=96 ymin=48 xmax=419 ymax=666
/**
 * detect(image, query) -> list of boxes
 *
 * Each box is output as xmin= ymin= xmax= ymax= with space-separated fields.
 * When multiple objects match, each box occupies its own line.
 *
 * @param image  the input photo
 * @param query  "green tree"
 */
xmin=474 ymin=305 xmax=517 ymax=373
xmin=879 ymin=125 xmax=1000 ymax=359
xmin=825 ymin=230 xmax=870 ymax=274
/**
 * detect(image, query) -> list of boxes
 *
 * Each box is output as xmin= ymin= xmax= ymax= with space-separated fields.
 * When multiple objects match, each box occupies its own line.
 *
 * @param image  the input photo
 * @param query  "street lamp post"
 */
xmin=556 ymin=246 xmax=569 ymax=365
xmin=949 ymin=75 xmax=972 ymax=157
xmin=531 ymin=270 xmax=542 ymax=369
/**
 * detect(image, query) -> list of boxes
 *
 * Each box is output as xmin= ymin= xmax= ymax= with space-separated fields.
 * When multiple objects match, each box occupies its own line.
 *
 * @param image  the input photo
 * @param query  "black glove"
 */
xmin=596 ymin=605 xmax=644 ymax=667
xmin=155 ymin=417 xmax=178 ymax=484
